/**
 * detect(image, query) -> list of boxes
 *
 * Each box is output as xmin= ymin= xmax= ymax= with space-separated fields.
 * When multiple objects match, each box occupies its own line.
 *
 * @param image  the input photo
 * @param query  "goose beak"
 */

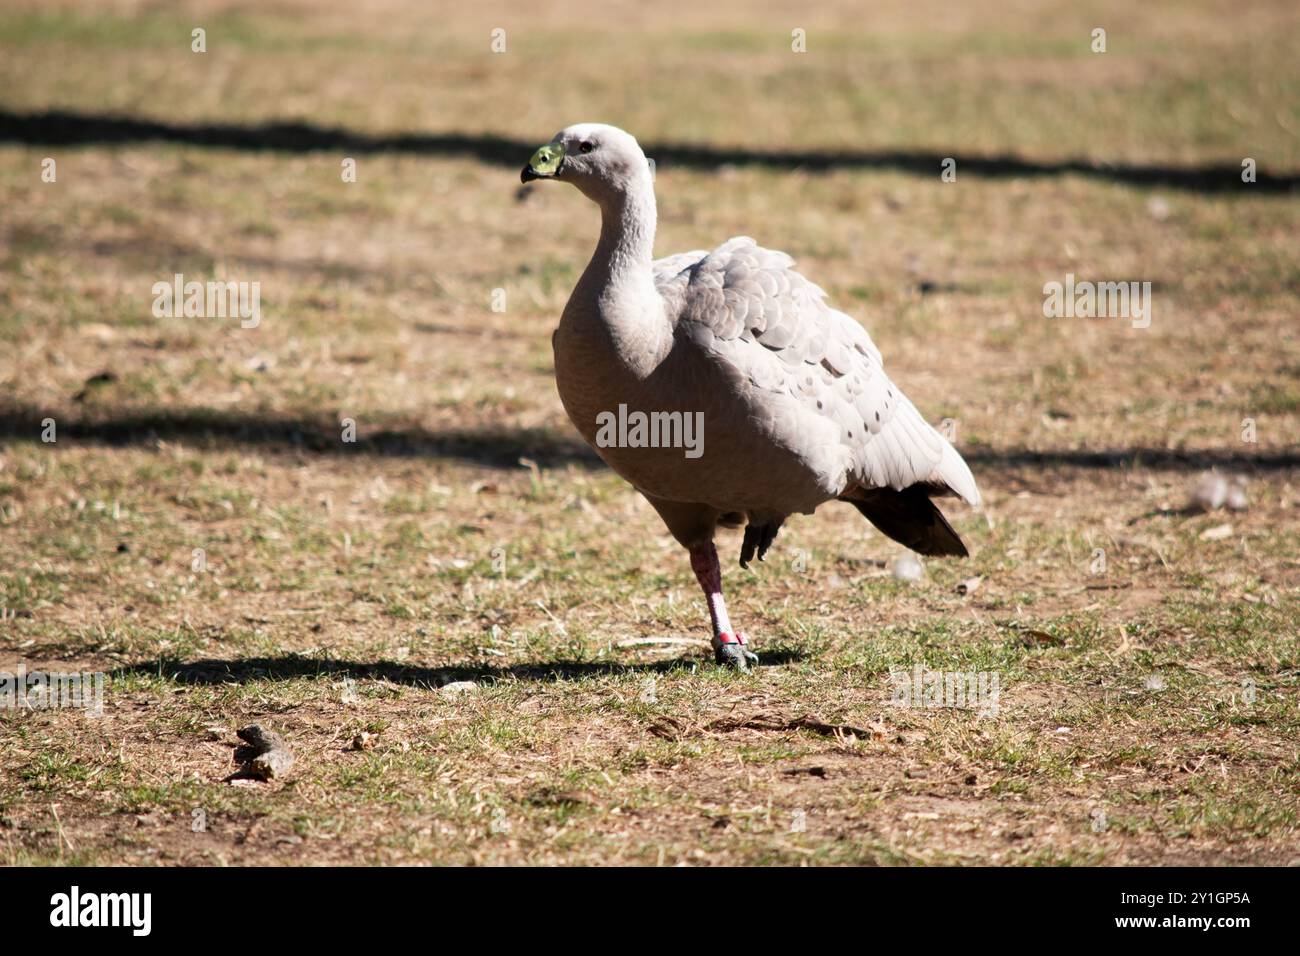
xmin=521 ymin=142 xmax=565 ymax=183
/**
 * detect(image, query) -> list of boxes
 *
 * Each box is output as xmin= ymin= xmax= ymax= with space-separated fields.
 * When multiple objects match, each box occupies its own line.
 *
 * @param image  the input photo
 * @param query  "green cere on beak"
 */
xmin=521 ymin=142 xmax=565 ymax=183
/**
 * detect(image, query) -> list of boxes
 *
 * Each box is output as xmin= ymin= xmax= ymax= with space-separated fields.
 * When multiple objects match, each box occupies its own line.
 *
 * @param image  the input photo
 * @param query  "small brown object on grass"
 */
xmin=233 ymin=725 xmax=295 ymax=781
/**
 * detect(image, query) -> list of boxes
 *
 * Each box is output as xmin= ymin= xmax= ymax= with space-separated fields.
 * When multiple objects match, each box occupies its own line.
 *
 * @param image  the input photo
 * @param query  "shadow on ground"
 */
xmin=113 ymin=650 xmax=808 ymax=687
xmin=2 ymin=401 xmax=1296 ymax=472
xmin=0 ymin=400 xmax=601 ymax=469
xmin=2 ymin=109 xmax=1295 ymax=194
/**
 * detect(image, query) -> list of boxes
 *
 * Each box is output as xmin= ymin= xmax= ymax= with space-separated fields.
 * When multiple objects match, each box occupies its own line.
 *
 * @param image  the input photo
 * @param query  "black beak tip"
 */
xmin=520 ymin=165 xmax=538 ymax=184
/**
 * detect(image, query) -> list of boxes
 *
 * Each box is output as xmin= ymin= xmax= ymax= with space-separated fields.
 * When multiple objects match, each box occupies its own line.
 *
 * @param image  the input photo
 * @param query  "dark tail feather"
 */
xmin=843 ymin=487 xmax=969 ymax=557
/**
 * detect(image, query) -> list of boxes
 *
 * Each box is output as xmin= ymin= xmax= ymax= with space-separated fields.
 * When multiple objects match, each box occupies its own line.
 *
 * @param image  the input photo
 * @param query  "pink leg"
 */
xmin=689 ymin=543 xmax=757 ymax=670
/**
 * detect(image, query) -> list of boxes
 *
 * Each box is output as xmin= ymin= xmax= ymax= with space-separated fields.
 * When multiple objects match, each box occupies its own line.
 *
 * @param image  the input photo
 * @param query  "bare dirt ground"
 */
xmin=0 ymin=0 xmax=1297 ymax=865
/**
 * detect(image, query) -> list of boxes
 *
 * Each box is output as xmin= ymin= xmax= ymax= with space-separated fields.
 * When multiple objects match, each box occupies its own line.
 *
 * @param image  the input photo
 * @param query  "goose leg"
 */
xmin=689 ymin=543 xmax=758 ymax=672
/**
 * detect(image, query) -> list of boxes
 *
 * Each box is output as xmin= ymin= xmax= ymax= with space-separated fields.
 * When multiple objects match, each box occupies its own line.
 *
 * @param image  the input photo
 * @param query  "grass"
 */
xmin=0 ymin=0 xmax=1297 ymax=865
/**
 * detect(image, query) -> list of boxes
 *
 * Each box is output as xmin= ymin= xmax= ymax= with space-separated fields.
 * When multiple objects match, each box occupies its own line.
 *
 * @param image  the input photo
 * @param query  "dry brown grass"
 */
xmin=0 ymin=0 xmax=1297 ymax=865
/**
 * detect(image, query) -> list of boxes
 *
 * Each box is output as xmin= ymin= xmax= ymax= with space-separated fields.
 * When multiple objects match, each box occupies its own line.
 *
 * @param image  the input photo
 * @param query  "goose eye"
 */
xmin=579 ymin=141 xmax=594 ymax=154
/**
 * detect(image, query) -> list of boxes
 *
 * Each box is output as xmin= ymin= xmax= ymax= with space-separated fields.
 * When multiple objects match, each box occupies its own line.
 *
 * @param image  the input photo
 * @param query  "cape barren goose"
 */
xmin=521 ymin=124 xmax=980 ymax=671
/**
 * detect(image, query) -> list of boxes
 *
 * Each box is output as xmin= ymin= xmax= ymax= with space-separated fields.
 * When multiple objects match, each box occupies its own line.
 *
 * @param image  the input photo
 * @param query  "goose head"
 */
xmin=520 ymin=123 xmax=653 ymax=204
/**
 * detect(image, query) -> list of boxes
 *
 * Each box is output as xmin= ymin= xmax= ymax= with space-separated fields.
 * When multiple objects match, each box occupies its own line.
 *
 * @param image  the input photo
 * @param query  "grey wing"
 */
xmin=667 ymin=236 xmax=980 ymax=505
xmin=652 ymin=249 xmax=709 ymax=313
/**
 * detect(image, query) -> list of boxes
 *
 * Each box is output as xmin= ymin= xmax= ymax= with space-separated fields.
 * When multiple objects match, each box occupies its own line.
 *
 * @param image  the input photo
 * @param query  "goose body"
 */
xmin=523 ymin=124 xmax=980 ymax=669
